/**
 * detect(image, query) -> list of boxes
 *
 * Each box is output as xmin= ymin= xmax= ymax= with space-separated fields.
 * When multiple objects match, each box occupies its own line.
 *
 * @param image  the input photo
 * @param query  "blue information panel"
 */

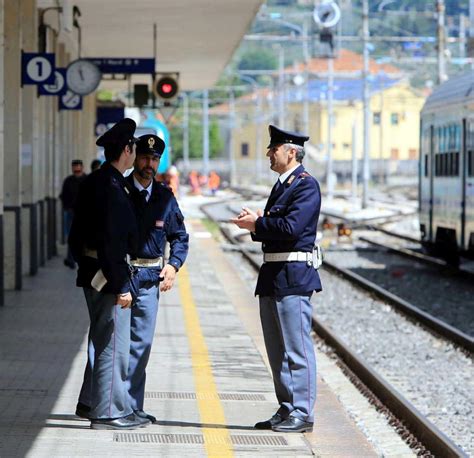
xmin=86 ymin=58 xmax=155 ymax=74
xmin=38 ymin=68 xmax=67 ymax=96
xmin=59 ymin=90 xmax=83 ymax=111
xmin=22 ymin=52 xmax=55 ymax=85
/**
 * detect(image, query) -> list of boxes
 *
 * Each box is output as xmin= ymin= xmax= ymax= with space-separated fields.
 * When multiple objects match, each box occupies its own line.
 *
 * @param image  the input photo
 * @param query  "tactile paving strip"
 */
xmin=144 ymin=391 xmax=267 ymax=401
xmin=113 ymin=433 xmax=288 ymax=446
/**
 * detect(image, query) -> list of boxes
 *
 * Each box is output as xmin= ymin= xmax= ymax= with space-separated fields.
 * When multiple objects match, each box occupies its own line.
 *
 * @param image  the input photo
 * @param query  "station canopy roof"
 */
xmin=39 ymin=0 xmax=263 ymax=91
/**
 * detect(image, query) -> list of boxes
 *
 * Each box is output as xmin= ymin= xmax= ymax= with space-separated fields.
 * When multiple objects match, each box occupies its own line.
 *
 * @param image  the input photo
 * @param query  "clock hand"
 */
xmin=79 ymin=68 xmax=84 ymax=80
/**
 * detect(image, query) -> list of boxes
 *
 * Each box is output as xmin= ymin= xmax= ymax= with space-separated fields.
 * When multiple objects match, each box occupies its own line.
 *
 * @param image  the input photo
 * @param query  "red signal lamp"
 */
xmin=154 ymin=75 xmax=179 ymax=100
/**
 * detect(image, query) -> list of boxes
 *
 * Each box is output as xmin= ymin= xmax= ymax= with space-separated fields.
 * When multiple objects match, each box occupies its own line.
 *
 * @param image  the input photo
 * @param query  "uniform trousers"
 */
xmin=78 ymin=288 xmax=133 ymax=419
xmin=259 ymin=294 xmax=316 ymax=422
xmin=126 ymin=282 xmax=160 ymax=411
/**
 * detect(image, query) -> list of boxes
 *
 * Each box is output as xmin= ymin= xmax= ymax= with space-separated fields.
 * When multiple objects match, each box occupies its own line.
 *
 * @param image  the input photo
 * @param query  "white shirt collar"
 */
xmin=278 ymin=164 xmax=300 ymax=184
xmin=133 ymin=176 xmax=153 ymax=201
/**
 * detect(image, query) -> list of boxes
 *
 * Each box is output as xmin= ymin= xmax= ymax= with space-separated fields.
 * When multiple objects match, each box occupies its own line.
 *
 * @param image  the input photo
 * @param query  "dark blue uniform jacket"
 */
xmin=127 ymin=176 xmax=189 ymax=287
xmin=252 ymin=164 xmax=322 ymax=297
xmin=69 ymin=163 xmax=138 ymax=294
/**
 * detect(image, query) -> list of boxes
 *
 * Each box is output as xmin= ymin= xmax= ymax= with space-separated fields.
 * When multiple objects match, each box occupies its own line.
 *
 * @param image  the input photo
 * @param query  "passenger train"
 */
xmin=419 ymin=70 xmax=474 ymax=263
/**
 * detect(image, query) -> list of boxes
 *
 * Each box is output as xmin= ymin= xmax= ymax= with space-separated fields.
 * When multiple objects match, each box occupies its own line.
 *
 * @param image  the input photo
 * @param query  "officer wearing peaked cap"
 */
xmin=124 ymin=134 xmax=189 ymax=423
xmin=232 ymin=124 xmax=322 ymax=433
xmin=69 ymin=118 xmax=150 ymax=430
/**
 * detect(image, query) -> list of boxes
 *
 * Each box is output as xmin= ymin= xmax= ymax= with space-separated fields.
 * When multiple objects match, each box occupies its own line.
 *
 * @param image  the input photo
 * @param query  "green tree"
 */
xmin=170 ymin=117 xmax=224 ymax=160
xmin=238 ymin=49 xmax=277 ymax=72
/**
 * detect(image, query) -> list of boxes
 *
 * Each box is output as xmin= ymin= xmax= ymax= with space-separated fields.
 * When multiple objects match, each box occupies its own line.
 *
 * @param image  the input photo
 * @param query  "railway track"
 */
xmin=201 ymin=198 xmax=469 ymax=457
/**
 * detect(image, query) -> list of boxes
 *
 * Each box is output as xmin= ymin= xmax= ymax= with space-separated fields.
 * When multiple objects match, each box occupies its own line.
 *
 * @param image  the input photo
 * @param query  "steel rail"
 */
xmin=322 ymin=259 xmax=473 ymax=354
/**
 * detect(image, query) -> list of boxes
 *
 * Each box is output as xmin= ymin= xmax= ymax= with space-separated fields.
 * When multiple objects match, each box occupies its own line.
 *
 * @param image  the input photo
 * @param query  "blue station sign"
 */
xmin=86 ymin=58 xmax=155 ymax=74
xmin=38 ymin=68 xmax=67 ymax=96
xmin=58 ymin=90 xmax=83 ymax=111
xmin=21 ymin=52 xmax=56 ymax=85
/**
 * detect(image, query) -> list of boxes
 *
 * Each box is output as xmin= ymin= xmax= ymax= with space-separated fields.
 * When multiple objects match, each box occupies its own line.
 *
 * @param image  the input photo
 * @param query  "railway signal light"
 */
xmin=154 ymin=74 xmax=179 ymax=101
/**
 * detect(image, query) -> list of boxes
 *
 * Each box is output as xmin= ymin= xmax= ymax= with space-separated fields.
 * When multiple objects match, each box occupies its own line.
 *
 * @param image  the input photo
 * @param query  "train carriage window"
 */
xmin=454 ymin=152 xmax=459 ymax=176
xmin=455 ymin=125 xmax=461 ymax=151
xmin=424 ymin=155 xmax=428 ymax=177
xmin=468 ymin=121 xmax=474 ymax=176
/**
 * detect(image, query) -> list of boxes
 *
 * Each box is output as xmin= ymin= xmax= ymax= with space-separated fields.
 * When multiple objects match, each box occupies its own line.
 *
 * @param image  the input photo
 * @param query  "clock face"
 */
xmin=66 ymin=59 xmax=102 ymax=96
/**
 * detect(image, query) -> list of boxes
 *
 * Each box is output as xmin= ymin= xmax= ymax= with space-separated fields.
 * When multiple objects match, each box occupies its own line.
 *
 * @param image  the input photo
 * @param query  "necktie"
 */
xmin=140 ymin=189 xmax=148 ymax=204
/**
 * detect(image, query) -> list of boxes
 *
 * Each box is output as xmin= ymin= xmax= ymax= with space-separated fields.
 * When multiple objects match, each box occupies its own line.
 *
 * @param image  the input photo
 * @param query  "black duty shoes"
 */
xmin=90 ymin=413 xmax=147 ymax=430
xmin=254 ymin=413 xmax=285 ymax=430
xmin=272 ymin=416 xmax=313 ymax=433
xmin=75 ymin=402 xmax=91 ymax=419
xmin=134 ymin=409 xmax=157 ymax=424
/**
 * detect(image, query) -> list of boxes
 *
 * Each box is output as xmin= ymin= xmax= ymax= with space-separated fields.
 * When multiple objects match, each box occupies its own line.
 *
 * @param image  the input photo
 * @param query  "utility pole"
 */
xmin=460 ymin=14 xmax=466 ymax=63
xmin=469 ymin=0 xmax=474 ymax=64
xmin=362 ymin=0 xmax=371 ymax=209
xmin=471 ymin=0 xmax=474 ymax=36
xmin=379 ymin=74 xmax=384 ymax=184
xmin=303 ymin=19 xmax=310 ymax=135
xmin=256 ymin=90 xmax=263 ymax=183
xmin=202 ymin=89 xmax=209 ymax=177
xmin=352 ymin=121 xmax=358 ymax=201
xmin=182 ymin=92 xmax=189 ymax=172
xmin=278 ymin=45 xmax=285 ymax=128
xmin=228 ymin=91 xmax=236 ymax=186
xmin=326 ymin=55 xmax=334 ymax=199
xmin=436 ymin=0 xmax=447 ymax=84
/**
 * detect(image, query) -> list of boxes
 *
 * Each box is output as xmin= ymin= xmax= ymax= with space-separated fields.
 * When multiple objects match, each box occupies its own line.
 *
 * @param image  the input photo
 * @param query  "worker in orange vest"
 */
xmin=208 ymin=170 xmax=221 ymax=196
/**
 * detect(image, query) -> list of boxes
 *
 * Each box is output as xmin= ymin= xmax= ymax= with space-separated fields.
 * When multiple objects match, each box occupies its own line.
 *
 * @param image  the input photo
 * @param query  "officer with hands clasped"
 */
xmin=126 ymin=134 xmax=189 ymax=423
xmin=231 ymin=125 xmax=322 ymax=433
xmin=69 ymin=118 xmax=148 ymax=430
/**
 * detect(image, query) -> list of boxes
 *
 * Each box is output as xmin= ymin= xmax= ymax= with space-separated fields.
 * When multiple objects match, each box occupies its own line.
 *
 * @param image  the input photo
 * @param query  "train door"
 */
xmin=429 ymin=125 xmax=434 ymax=241
xmin=461 ymin=119 xmax=467 ymax=248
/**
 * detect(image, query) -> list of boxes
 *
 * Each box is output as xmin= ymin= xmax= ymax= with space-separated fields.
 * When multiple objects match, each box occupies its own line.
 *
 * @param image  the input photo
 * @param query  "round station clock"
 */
xmin=66 ymin=59 xmax=102 ymax=95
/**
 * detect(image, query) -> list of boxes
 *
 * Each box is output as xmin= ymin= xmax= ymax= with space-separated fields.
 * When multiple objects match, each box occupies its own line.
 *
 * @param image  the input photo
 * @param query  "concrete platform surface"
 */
xmin=0 ymin=216 xmax=376 ymax=457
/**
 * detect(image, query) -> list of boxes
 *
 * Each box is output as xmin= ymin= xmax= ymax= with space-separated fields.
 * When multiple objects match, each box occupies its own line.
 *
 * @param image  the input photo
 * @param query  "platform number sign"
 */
xmin=59 ymin=90 xmax=83 ymax=111
xmin=38 ymin=68 xmax=67 ymax=96
xmin=21 ymin=52 xmax=55 ymax=85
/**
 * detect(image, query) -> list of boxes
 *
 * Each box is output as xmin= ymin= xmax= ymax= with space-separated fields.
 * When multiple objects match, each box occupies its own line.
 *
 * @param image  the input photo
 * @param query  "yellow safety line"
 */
xmin=178 ymin=265 xmax=234 ymax=458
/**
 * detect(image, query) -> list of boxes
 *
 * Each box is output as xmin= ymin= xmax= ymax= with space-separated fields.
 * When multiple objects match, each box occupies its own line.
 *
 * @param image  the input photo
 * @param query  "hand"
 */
xmin=159 ymin=264 xmax=177 ymax=292
xmin=116 ymin=292 xmax=133 ymax=309
xmin=230 ymin=207 xmax=260 ymax=232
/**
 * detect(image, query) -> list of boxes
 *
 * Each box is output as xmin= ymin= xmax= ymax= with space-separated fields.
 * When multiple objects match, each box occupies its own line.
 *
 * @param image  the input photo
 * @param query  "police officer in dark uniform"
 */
xmin=69 ymin=118 xmax=148 ymax=430
xmin=232 ymin=125 xmax=322 ymax=433
xmin=126 ymin=134 xmax=189 ymax=423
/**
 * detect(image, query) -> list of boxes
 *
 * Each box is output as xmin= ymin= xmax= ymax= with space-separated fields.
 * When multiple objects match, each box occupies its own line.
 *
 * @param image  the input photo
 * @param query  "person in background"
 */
xmin=207 ymin=170 xmax=221 ymax=196
xmin=60 ymin=159 xmax=87 ymax=269
xmin=90 ymin=158 xmax=102 ymax=172
xmin=164 ymin=164 xmax=180 ymax=196
xmin=188 ymin=170 xmax=200 ymax=195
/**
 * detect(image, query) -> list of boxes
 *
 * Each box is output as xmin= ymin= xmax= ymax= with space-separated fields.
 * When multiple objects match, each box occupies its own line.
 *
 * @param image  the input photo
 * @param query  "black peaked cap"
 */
xmin=267 ymin=124 xmax=309 ymax=149
xmin=96 ymin=118 xmax=138 ymax=147
xmin=136 ymin=134 xmax=165 ymax=157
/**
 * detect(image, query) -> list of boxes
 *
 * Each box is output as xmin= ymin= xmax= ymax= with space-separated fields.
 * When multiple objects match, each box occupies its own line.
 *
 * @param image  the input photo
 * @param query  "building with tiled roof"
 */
xmin=211 ymin=49 xmax=425 ymax=184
